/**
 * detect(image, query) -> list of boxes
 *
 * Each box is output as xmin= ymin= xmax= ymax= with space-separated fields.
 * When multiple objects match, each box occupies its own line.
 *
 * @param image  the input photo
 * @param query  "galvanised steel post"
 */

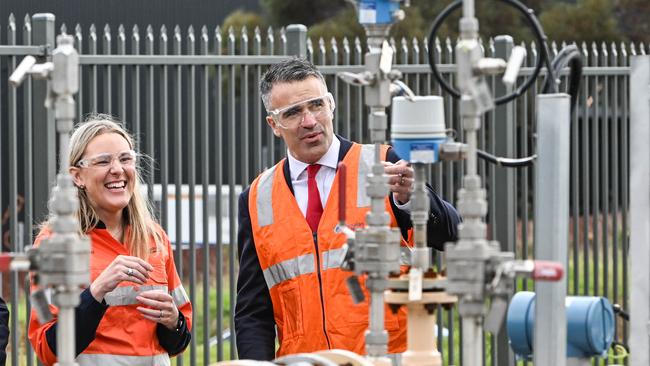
xmin=629 ymin=55 xmax=650 ymax=366
xmin=31 ymin=13 xmax=56 ymax=225
xmin=286 ymin=24 xmax=307 ymax=58
xmin=534 ymin=93 xmax=570 ymax=366
xmin=492 ymin=35 xmax=515 ymax=366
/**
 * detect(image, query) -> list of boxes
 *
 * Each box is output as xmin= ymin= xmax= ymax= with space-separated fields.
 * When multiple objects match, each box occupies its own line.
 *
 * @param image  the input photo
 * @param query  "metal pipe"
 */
xmin=56 ymin=298 xmax=76 ymax=365
xmin=461 ymin=315 xmax=482 ymax=366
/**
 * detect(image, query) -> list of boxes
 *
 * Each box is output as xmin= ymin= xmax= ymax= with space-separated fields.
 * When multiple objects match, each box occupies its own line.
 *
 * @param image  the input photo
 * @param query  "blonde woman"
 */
xmin=29 ymin=115 xmax=192 ymax=366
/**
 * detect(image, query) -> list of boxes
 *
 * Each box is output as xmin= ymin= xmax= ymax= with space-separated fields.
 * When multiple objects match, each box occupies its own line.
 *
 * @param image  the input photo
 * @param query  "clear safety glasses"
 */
xmin=267 ymin=92 xmax=335 ymax=129
xmin=77 ymin=150 xmax=138 ymax=169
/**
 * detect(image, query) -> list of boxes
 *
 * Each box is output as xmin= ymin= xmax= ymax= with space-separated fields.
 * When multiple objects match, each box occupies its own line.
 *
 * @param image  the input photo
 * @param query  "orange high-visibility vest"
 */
xmin=28 ymin=223 xmax=192 ymax=366
xmin=249 ymin=142 xmax=411 ymax=356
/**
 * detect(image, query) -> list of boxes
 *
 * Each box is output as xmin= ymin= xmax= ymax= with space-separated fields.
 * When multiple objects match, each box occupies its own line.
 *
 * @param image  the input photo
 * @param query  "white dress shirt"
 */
xmin=287 ymin=136 xmax=410 ymax=218
xmin=287 ymin=137 xmax=341 ymax=217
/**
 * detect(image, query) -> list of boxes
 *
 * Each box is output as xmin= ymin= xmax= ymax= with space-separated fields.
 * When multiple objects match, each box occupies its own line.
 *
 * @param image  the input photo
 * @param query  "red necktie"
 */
xmin=306 ymin=164 xmax=323 ymax=233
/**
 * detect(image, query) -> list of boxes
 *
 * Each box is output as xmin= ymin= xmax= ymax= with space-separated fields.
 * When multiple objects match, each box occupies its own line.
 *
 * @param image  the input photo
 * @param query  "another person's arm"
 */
xmin=234 ymin=189 xmax=276 ymax=360
xmin=385 ymin=149 xmax=461 ymax=251
xmin=0 ymin=296 xmax=9 ymax=366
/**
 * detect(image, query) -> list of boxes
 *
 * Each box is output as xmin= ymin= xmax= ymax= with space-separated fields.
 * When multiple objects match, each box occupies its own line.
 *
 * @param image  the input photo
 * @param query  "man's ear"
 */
xmin=266 ymin=116 xmax=282 ymax=137
xmin=69 ymin=166 xmax=84 ymax=188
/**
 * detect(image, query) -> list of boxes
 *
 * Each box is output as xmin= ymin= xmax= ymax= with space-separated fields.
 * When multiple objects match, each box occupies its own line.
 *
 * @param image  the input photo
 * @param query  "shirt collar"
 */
xmin=287 ymin=136 xmax=340 ymax=180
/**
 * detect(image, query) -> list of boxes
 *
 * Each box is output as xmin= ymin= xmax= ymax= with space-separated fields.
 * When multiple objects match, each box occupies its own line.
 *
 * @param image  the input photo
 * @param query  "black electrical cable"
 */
xmin=477 ymin=149 xmax=536 ymax=167
xmin=542 ymin=44 xmax=583 ymax=112
xmin=426 ymin=0 xmax=556 ymax=104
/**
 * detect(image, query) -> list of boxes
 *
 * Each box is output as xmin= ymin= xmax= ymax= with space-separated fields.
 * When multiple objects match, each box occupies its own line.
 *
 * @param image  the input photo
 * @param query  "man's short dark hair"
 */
xmin=260 ymin=57 xmax=327 ymax=110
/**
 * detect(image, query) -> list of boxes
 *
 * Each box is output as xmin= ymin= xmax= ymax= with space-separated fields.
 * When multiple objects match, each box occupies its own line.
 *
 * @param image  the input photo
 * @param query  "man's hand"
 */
xmin=382 ymin=160 xmax=413 ymax=205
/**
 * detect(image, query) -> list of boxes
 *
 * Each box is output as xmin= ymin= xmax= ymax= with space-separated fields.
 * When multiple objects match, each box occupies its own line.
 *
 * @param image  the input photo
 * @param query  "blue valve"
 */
xmin=506 ymin=291 xmax=615 ymax=359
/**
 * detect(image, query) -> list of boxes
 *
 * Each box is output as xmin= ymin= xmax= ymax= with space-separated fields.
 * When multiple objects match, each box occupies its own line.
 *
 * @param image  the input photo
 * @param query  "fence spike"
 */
xmin=174 ymin=25 xmax=181 ymax=42
xmin=8 ymin=12 xmax=15 ymax=26
xmin=104 ymin=23 xmax=111 ymax=40
xmin=60 ymin=23 xmax=67 ymax=35
xmin=73 ymin=24 xmax=82 ymax=52
xmin=629 ymin=42 xmax=636 ymax=56
xmin=607 ymin=42 xmax=617 ymax=66
xmin=214 ymin=25 xmax=222 ymax=55
xmin=639 ymin=42 xmax=646 ymax=55
xmin=160 ymin=25 xmax=168 ymax=47
xmin=188 ymin=24 xmax=195 ymax=41
xmin=132 ymin=24 xmax=140 ymax=42
xmin=201 ymin=25 xmax=208 ymax=42
xmin=118 ymin=24 xmax=125 ymax=40
xmin=144 ymin=24 xmax=153 ymax=43
xmin=89 ymin=24 xmax=97 ymax=40
xmin=215 ymin=25 xmax=222 ymax=41
xmin=23 ymin=13 xmax=30 ymax=28
xmin=342 ymin=37 xmax=350 ymax=62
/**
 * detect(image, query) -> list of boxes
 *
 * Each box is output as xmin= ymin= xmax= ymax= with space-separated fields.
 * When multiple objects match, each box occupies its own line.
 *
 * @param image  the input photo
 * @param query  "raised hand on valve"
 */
xmin=89 ymin=254 xmax=154 ymax=303
xmin=383 ymin=159 xmax=413 ymax=205
xmin=136 ymin=290 xmax=180 ymax=330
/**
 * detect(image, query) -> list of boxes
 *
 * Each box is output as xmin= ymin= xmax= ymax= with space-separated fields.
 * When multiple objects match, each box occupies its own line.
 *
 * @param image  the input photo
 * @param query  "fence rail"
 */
xmin=0 ymin=12 xmax=640 ymax=366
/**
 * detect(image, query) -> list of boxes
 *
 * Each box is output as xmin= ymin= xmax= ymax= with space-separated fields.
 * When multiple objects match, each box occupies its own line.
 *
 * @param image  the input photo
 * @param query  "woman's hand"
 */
xmin=136 ymin=290 xmax=179 ymax=330
xmin=89 ymin=255 xmax=154 ymax=302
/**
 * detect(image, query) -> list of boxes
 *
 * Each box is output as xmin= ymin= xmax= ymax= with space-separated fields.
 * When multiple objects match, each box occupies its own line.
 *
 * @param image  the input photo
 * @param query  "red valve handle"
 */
xmin=0 ymin=254 xmax=12 ymax=272
xmin=532 ymin=260 xmax=564 ymax=281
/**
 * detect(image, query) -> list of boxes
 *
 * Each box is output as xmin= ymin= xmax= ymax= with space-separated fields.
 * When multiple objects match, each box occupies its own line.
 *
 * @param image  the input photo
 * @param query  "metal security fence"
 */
xmin=0 ymin=12 xmax=643 ymax=366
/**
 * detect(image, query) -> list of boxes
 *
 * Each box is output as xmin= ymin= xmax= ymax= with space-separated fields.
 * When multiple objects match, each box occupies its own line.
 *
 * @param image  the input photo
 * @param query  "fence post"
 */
xmin=629 ymin=55 xmax=650 ymax=366
xmin=534 ymin=93 xmax=570 ymax=366
xmin=492 ymin=35 xmax=516 ymax=366
xmin=285 ymin=24 xmax=307 ymax=58
xmin=31 ymin=13 xmax=56 ymax=226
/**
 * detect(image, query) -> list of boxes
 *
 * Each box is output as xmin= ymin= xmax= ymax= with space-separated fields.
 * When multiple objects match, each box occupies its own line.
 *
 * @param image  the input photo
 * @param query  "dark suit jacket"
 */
xmin=234 ymin=136 xmax=460 ymax=360
xmin=0 ymin=296 xmax=9 ymax=365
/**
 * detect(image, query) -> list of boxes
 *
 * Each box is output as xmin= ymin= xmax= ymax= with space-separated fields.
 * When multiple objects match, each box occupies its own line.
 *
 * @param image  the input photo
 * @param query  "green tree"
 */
xmin=222 ymin=9 xmax=266 ymax=34
xmin=615 ymin=0 xmax=650 ymax=43
xmin=540 ymin=0 xmax=622 ymax=43
xmin=260 ymin=0 xmax=348 ymax=27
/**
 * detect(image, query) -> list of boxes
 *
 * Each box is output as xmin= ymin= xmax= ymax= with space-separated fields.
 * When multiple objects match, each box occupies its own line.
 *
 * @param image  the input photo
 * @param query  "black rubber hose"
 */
xmin=542 ymin=44 xmax=583 ymax=111
xmin=426 ymin=0 xmax=556 ymax=104
xmin=477 ymin=149 xmax=536 ymax=167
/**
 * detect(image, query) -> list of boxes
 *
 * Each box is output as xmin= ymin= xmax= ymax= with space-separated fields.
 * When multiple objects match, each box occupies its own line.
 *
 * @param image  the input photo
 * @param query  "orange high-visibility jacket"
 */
xmin=28 ymin=223 xmax=192 ymax=366
xmin=249 ymin=142 xmax=411 ymax=356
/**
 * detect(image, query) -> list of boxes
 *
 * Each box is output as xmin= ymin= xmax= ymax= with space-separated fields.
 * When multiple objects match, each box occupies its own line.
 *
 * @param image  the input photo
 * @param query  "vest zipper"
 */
xmin=312 ymin=232 xmax=332 ymax=349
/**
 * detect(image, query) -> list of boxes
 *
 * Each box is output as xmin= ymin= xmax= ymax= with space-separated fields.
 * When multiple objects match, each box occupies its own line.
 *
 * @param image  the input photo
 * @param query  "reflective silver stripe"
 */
xmin=170 ymin=285 xmax=189 ymax=306
xmin=321 ymin=247 xmax=347 ymax=270
xmin=357 ymin=144 xmax=375 ymax=207
xmin=77 ymin=352 xmax=170 ymax=366
xmin=400 ymin=246 xmax=412 ymax=266
xmin=262 ymin=253 xmax=316 ymax=289
xmin=256 ymin=166 xmax=277 ymax=227
xmin=104 ymin=285 xmax=168 ymax=306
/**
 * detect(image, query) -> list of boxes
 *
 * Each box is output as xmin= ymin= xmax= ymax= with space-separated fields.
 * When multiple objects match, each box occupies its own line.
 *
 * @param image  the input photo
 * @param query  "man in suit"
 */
xmin=235 ymin=57 xmax=460 ymax=360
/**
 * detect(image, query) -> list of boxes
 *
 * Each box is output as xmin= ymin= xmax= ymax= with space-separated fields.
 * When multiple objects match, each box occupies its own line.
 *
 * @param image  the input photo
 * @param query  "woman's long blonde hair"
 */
xmin=56 ymin=114 xmax=162 ymax=259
